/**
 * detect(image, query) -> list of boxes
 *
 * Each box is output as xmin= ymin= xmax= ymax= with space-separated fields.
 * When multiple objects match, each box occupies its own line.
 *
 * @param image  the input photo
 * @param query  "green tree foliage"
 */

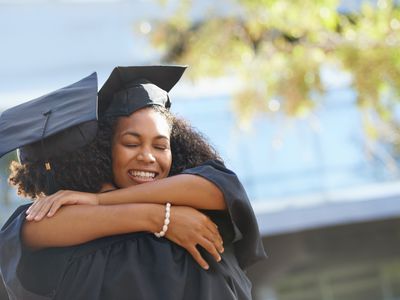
xmin=149 ymin=0 xmax=400 ymax=145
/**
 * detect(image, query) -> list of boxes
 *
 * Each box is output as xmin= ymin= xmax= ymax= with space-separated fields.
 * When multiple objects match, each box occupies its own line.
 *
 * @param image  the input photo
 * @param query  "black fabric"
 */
xmin=98 ymin=65 xmax=187 ymax=117
xmin=0 ymin=205 xmax=64 ymax=300
xmin=19 ymin=121 xmax=98 ymax=164
xmin=0 ymin=161 xmax=265 ymax=299
xmin=182 ymin=160 xmax=267 ymax=269
xmin=54 ymin=230 xmax=250 ymax=300
xmin=0 ymin=73 xmax=98 ymax=162
xmin=0 ymin=210 xmax=251 ymax=300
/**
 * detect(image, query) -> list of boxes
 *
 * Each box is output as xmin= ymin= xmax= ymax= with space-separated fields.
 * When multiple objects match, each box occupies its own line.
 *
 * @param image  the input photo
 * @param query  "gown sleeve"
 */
xmin=181 ymin=159 xmax=267 ymax=269
xmin=0 ymin=204 xmax=73 ymax=300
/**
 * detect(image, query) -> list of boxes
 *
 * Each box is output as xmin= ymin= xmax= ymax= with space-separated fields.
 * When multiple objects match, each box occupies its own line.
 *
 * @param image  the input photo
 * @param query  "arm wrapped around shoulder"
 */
xmin=182 ymin=159 xmax=267 ymax=269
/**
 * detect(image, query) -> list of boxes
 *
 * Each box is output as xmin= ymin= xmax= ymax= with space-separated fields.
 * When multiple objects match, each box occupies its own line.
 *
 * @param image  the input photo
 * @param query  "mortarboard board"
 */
xmin=0 ymin=72 xmax=98 ymax=164
xmin=98 ymin=65 xmax=187 ymax=118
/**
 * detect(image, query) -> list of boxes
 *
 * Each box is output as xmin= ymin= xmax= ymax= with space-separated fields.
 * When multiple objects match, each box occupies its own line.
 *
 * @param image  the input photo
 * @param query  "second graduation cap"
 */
xmin=0 ymin=72 xmax=98 ymax=163
xmin=98 ymin=65 xmax=187 ymax=118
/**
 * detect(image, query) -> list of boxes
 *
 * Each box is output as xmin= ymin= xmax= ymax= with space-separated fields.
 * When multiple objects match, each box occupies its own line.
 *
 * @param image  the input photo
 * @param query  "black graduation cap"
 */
xmin=0 ymin=72 xmax=98 ymax=164
xmin=98 ymin=65 xmax=187 ymax=117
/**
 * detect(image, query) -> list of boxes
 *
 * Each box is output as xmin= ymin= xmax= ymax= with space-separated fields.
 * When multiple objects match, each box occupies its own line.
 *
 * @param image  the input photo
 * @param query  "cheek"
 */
xmin=111 ymin=145 xmax=128 ymax=171
xmin=162 ymin=151 xmax=173 ymax=172
xmin=111 ymin=145 xmax=119 ymax=168
xmin=111 ymin=153 xmax=121 ymax=180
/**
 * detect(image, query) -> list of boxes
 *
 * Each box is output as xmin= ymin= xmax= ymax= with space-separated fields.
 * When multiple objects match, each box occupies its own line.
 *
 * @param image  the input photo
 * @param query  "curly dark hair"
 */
xmin=8 ymin=122 xmax=113 ymax=199
xmin=169 ymin=117 xmax=221 ymax=175
xmin=9 ymin=106 xmax=221 ymax=199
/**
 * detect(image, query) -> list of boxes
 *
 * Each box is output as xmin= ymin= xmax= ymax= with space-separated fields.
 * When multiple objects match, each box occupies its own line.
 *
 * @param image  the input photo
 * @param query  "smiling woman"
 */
xmin=0 ymin=66 xmax=266 ymax=300
xmin=112 ymin=107 xmax=173 ymax=187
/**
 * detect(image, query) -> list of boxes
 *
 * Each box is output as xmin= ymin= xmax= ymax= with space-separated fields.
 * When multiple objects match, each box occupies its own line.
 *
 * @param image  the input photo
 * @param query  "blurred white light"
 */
xmin=319 ymin=7 xmax=330 ymax=19
xmin=241 ymin=52 xmax=253 ymax=63
xmin=377 ymin=0 xmax=388 ymax=9
xmin=139 ymin=21 xmax=152 ymax=34
xmin=62 ymin=0 xmax=124 ymax=2
xmin=272 ymin=137 xmax=283 ymax=150
xmin=390 ymin=18 xmax=400 ymax=30
xmin=309 ymin=114 xmax=322 ymax=133
xmin=386 ymin=35 xmax=397 ymax=46
xmin=268 ymin=99 xmax=281 ymax=112
xmin=344 ymin=29 xmax=356 ymax=41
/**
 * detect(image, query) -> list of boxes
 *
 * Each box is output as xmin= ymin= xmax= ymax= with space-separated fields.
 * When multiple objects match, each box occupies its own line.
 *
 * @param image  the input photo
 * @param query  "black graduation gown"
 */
xmin=0 ymin=160 xmax=266 ymax=300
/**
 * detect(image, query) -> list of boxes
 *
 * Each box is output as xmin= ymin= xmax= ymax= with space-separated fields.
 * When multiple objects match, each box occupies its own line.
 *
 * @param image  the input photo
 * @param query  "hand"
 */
xmin=26 ymin=190 xmax=99 ymax=221
xmin=165 ymin=206 xmax=224 ymax=270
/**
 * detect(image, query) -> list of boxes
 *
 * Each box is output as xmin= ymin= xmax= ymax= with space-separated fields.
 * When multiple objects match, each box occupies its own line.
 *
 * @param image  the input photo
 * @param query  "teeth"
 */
xmin=130 ymin=170 xmax=156 ymax=178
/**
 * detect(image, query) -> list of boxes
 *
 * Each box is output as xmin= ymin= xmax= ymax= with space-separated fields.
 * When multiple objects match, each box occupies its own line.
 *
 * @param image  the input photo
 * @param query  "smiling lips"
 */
xmin=128 ymin=170 xmax=158 ymax=183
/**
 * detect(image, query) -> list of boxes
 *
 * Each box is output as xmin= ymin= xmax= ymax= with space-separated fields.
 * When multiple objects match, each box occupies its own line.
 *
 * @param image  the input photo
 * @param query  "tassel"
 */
xmin=44 ymin=162 xmax=58 ymax=195
xmin=40 ymin=111 xmax=58 ymax=195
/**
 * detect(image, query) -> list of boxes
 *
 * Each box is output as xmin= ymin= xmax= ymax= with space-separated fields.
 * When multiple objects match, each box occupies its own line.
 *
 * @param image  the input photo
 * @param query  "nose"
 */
xmin=137 ymin=149 xmax=156 ymax=163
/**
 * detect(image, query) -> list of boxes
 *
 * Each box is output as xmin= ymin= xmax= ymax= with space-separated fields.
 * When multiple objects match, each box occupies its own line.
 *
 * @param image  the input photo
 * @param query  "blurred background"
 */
xmin=1 ymin=0 xmax=400 ymax=299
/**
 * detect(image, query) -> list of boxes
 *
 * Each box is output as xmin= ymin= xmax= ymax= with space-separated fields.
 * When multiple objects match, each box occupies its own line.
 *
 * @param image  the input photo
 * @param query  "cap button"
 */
xmin=42 ymin=109 xmax=52 ymax=116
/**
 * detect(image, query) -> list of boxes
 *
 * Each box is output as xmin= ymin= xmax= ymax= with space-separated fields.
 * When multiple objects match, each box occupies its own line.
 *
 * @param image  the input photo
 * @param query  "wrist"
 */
xmin=94 ymin=193 xmax=101 ymax=205
xmin=97 ymin=193 xmax=106 ymax=205
xmin=148 ymin=204 xmax=165 ymax=233
xmin=154 ymin=203 xmax=171 ymax=238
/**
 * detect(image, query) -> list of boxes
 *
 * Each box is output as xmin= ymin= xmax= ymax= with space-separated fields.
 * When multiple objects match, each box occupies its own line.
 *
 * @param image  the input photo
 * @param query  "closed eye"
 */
xmin=154 ymin=143 xmax=170 ymax=150
xmin=154 ymin=146 xmax=167 ymax=150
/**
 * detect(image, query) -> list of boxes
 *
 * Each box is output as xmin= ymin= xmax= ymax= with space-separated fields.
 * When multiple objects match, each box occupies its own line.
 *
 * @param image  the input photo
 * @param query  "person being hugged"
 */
xmin=1 ymin=67 xmax=266 ymax=300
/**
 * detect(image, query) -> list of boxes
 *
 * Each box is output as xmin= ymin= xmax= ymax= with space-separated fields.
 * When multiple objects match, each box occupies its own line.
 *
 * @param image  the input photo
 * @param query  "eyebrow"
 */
xmin=121 ymin=131 xmax=169 ymax=140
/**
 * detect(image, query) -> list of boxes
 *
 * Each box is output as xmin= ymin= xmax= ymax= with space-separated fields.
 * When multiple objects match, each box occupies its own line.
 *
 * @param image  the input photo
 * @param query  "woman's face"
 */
xmin=111 ymin=107 xmax=172 ymax=188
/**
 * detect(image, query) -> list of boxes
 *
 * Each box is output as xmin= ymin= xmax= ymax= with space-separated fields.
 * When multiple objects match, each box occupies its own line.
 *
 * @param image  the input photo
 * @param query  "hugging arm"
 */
xmin=22 ymin=171 xmax=226 ymax=267
xmin=98 ymin=173 xmax=227 ymax=209
xmin=22 ymin=203 xmax=223 ymax=269
xmin=23 ymin=161 xmax=265 ymax=268
xmin=26 ymin=172 xmax=226 ymax=221
xmin=23 ymin=204 xmax=164 ymax=248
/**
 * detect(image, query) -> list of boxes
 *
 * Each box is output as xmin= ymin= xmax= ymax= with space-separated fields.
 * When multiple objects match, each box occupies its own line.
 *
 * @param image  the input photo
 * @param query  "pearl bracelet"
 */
xmin=154 ymin=202 xmax=171 ymax=238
